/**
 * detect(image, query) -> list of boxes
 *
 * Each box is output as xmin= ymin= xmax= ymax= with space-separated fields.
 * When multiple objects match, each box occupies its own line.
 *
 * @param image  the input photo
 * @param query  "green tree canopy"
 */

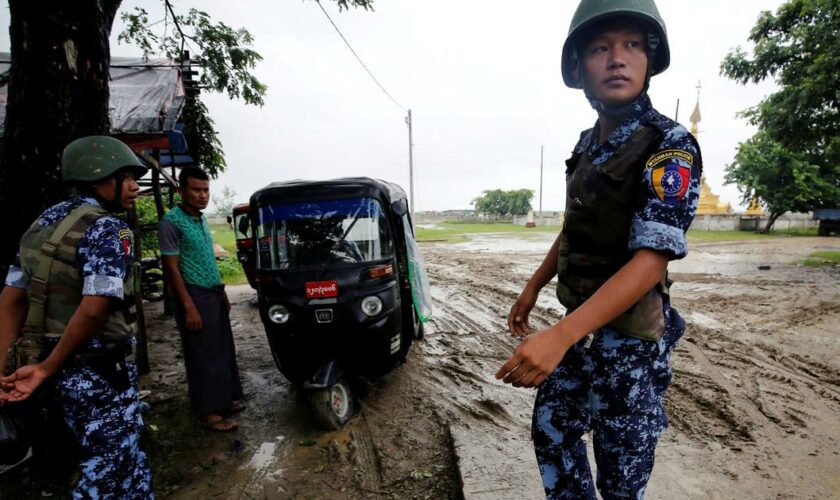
xmin=118 ymin=0 xmax=373 ymax=177
xmin=473 ymin=189 xmax=534 ymax=216
xmin=721 ymin=0 xmax=840 ymax=230
xmin=724 ymin=132 xmax=834 ymax=232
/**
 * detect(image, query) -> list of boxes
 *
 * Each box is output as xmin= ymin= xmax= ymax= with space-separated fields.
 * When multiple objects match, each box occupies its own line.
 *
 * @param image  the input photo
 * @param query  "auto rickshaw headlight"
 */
xmin=268 ymin=304 xmax=291 ymax=324
xmin=361 ymin=296 xmax=383 ymax=317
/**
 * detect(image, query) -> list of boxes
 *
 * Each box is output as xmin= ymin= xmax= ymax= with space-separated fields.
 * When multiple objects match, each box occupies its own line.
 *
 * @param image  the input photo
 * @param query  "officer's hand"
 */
xmin=185 ymin=306 xmax=203 ymax=331
xmin=0 ymin=364 xmax=48 ymax=402
xmin=508 ymin=287 xmax=539 ymax=337
xmin=495 ymin=327 xmax=570 ymax=388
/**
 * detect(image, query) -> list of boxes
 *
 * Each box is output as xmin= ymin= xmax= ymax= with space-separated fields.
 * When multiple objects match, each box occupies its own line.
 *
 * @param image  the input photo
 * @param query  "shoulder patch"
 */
xmin=119 ymin=228 xmax=134 ymax=257
xmin=646 ymin=149 xmax=692 ymax=205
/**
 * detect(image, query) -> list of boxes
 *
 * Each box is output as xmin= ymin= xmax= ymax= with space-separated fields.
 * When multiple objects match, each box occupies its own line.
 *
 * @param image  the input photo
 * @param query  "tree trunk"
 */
xmin=761 ymin=211 xmax=783 ymax=234
xmin=0 ymin=0 xmax=122 ymax=273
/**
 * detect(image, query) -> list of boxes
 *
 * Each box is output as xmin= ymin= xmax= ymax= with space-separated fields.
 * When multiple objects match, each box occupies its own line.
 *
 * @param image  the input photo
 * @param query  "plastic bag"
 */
xmin=404 ymin=223 xmax=433 ymax=322
xmin=0 ymin=406 xmax=32 ymax=474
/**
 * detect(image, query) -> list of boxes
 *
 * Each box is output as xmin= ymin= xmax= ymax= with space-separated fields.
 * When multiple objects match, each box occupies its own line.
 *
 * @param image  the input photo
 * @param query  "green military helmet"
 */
xmin=562 ymin=0 xmax=670 ymax=89
xmin=61 ymin=135 xmax=148 ymax=183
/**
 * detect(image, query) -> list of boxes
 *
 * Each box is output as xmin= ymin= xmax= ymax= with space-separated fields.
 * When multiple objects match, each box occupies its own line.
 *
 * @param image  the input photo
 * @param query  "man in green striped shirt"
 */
xmin=159 ymin=167 xmax=243 ymax=432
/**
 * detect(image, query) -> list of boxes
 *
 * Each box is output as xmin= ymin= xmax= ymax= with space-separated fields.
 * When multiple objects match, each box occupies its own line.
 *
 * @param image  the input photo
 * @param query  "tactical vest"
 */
xmin=12 ymin=204 xmax=136 ymax=367
xmin=556 ymin=125 xmax=668 ymax=341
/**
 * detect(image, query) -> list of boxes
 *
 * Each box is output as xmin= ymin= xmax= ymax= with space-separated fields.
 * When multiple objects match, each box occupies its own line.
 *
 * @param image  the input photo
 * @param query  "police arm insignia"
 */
xmin=119 ymin=228 xmax=134 ymax=257
xmin=646 ymin=149 xmax=693 ymax=205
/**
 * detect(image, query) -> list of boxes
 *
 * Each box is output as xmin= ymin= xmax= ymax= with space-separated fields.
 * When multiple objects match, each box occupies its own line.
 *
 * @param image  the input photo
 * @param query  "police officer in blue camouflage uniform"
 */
xmin=0 ymin=135 xmax=153 ymax=498
xmin=495 ymin=0 xmax=701 ymax=498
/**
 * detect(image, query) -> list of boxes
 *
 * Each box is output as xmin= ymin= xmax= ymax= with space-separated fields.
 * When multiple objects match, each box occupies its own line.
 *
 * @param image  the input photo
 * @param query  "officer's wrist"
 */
xmin=542 ymin=323 xmax=572 ymax=349
xmin=38 ymin=360 xmax=58 ymax=377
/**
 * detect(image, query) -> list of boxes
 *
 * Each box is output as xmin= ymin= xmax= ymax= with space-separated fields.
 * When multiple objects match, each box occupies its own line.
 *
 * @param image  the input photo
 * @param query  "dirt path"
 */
xmin=7 ymin=235 xmax=835 ymax=498
xmin=147 ymin=235 xmax=839 ymax=499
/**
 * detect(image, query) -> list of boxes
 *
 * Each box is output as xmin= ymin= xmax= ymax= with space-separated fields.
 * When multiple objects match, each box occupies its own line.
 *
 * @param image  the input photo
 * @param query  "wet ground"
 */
xmin=3 ymin=235 xmax=839 ymax=499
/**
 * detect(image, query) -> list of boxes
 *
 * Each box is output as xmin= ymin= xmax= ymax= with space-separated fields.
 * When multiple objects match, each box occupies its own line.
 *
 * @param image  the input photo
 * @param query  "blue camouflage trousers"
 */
xmin=55 ymin=360 xmax=153 ymax=499
xmin=532 ymin=305 xmax=684 ymax=500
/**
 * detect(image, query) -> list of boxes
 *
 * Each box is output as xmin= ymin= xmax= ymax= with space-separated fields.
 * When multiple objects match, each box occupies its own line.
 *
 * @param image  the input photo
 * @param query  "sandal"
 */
xmin=199 ymin=415 xmax=238 ymax=433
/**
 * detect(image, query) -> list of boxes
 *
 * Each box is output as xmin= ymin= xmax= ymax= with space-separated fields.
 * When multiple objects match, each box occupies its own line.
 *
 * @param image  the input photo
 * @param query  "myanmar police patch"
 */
xmin=646 ymin=149 xmax=693 ymax=205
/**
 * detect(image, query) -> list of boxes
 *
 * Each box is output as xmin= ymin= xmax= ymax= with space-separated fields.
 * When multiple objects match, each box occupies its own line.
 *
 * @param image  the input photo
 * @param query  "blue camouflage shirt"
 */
xmin=5 ymin=196 xmax=133 ymax=298
xmin=573 ymin=94 xmax=702 ymax=259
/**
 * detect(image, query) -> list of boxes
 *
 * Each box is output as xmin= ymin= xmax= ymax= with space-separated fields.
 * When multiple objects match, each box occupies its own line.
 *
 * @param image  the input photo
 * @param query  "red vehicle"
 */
xmin=230 ymin=203 xmax=258 ymax=289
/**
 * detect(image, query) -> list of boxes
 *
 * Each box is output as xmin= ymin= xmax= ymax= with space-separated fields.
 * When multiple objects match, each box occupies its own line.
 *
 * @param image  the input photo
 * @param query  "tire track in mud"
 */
xmin=671 ymin=316 xmax=840 ymax=447
xmin=423 ymin=239 xmax=840 ymax=498
xmin=413 ymin=248 xmax=543 ymax=442
xmin=661 ymin=258 xmax=840 ymax=497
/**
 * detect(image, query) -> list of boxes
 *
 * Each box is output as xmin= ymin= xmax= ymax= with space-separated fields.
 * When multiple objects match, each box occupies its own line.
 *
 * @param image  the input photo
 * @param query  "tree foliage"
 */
xmin=116 ymin=0 xmax=374 ymax=177
xmin=721 ymin=0 xmax=840 ymax=228
xmin=119 ymin=5 xmax=267 ymax=106
xmin=118 ymin=2 xmax=267 ymax=177
xmin=211 ymin=185 xmax=238 ymax=217
xmin=473 ymin=189 xmax=534 ymax=216
xmin=724 ymin=132 xmax=835 ymax=233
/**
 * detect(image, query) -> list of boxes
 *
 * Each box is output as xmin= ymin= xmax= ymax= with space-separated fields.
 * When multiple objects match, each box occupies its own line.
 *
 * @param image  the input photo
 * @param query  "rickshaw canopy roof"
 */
xmin=251 ymin=177 xmax=408 ymax=208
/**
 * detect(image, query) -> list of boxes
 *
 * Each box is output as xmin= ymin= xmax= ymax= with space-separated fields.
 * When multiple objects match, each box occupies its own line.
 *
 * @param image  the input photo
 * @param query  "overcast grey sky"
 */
xmin=0 ymin=0 xmax=783 ymax=212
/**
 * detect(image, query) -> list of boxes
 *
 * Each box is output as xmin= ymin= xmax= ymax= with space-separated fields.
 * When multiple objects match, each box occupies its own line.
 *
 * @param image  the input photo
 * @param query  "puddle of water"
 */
xmin=685 ymin=311 xmax=729 ymax=331
xmin=238 ymin=434 xmax=287 ymax=494
xmin=245 ymin=437 xmax=284 ymax=472
xmin=449 ymin=233 xmax=556 ymax=253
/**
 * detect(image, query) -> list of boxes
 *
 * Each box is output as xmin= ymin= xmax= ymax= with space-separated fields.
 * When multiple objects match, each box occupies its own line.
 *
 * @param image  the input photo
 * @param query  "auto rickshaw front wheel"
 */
xmin=310 ymin=378 xmax=355 ymax=430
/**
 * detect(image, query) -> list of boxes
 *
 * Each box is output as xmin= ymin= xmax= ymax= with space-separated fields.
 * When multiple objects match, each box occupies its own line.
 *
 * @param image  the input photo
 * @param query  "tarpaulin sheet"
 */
xmin=0 ymin=54 xmax=186 ymax=137
xmin=404 ymin=223 xmax=433 ymax=322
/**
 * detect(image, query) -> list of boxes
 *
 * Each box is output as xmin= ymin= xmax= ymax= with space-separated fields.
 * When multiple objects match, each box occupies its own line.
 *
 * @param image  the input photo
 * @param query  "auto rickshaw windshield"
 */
xmin=255 ymin=197 xmax=395 ymax=270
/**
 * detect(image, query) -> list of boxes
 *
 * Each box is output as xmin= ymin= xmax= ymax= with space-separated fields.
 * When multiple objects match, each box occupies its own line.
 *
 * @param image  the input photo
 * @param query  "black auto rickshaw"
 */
xmin=248 ymin=178 xmax=432 ymax=428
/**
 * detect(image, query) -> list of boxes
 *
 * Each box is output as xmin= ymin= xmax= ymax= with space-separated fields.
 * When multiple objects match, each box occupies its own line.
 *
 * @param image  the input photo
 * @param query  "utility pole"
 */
xmin=406 ymin=109 xmax=415 ymax=218
xmin=674 ymin=98 xmax=680 ymax=122
xmin=539 ymin=145 xmax=544 ymax=226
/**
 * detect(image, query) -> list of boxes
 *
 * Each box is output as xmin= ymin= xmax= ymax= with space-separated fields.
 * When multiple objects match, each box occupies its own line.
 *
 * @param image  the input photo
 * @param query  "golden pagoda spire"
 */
xmin=691 ymin=80 xmax=732 ymax=215
xmin=690 ymin=80 xmax=702 ymax=137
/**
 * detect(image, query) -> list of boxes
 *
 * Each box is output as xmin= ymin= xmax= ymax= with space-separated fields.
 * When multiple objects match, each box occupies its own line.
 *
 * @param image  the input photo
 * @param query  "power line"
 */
xmin=315 ymin=0 xmax=407 ymax=112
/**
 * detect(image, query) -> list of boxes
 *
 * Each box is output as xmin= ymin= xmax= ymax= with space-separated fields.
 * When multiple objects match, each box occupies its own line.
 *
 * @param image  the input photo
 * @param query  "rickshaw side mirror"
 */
xmin=226 ymin=215 xmax=233 ymax=226
xmin=391 ymin=199 xmax=408 ymax=216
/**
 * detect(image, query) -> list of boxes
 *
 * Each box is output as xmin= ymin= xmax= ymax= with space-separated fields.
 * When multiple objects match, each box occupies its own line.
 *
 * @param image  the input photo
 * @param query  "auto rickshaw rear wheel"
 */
xmin=310 ymin=378 xmax=355 ymax=430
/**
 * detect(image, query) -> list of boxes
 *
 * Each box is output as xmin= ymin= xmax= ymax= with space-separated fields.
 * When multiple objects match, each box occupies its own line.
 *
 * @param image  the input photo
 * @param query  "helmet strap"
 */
xmin=112 ymin=176 xmax=125 ymax=211
xmin=90 ymin=175 xmax=126 ymax=213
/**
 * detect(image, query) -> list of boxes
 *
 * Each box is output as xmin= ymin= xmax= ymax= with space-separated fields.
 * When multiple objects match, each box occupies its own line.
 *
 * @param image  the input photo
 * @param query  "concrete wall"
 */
xmin=689 ymin=213 xmax=818 ymax=231
xmin=512 ymin=215 xmax=563 ymax=227
xmin=418 ymin=212 xmax=818 ymax=232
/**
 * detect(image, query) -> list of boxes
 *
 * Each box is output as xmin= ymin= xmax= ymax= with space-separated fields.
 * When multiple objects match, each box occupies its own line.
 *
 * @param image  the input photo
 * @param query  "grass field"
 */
xmin=210 ymin=222 xmax=831 ymax=284
xmin=415 ymin=222 xmax=561 ymax=243
xmin=804 ymin=251 xmax=840 ymax=267
xmin=209 ymin=223 xmax=248 ymax=285
xmin=415 ymin=221 xmax=819 ymax=243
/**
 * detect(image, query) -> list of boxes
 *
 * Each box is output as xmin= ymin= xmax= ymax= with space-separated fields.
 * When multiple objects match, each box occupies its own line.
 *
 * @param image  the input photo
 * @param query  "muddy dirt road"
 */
xmin=5 ymin=235 xmax=837 ymax=499
xmin=152 ymin=234 xmax=839 ymax=499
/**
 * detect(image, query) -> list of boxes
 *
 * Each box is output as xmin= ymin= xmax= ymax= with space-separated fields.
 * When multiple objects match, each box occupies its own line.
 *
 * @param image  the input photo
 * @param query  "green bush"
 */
xmin=216 ymin=255 xmax=247 ymax=285
xmin=135 ymin=196 xmax=161 ymax=256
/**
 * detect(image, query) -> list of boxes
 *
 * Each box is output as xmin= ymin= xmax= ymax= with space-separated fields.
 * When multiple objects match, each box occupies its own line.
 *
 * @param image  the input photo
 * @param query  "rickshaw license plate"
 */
xmin=315 ymin=309 xmax=334 ymax=323
xmin=306 ymin=280 xmax=338 ymax=299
